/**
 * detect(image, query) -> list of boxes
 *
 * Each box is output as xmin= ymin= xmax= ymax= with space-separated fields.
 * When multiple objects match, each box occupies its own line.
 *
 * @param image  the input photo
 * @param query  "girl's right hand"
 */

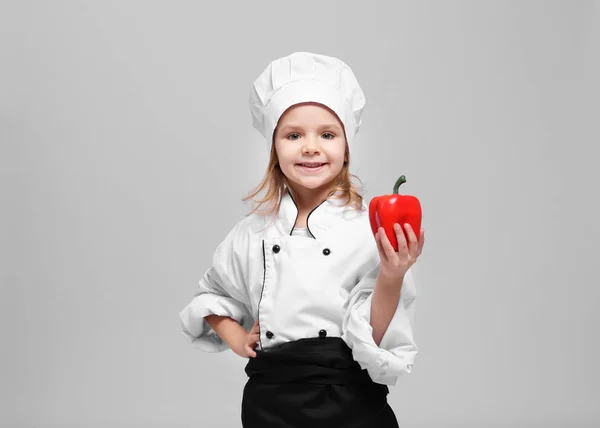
xmin=232 ymin=319 xmax=260 ymax=358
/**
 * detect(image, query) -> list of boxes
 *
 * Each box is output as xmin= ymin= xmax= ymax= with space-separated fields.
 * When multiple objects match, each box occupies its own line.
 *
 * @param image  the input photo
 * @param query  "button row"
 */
xmin=264 ymin=329 xmax=328 ymax=339
xmin=272 ymin=244 xmax=331 ymax=256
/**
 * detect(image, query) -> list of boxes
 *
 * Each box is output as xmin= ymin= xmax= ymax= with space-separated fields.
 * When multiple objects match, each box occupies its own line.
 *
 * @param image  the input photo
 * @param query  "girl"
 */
xmin=180 ymin=51 xmax=425 ymax=428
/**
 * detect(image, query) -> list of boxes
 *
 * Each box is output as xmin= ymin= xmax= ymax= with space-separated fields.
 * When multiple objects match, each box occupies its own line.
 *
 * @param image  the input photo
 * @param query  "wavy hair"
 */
xmin=242 ymin=133 xmax=365 ymax=219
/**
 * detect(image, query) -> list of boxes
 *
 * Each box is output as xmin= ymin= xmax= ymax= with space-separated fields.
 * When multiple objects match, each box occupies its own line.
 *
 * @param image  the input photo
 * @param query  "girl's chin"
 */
xmin=291 ymin=177 xmax=334 ymax=189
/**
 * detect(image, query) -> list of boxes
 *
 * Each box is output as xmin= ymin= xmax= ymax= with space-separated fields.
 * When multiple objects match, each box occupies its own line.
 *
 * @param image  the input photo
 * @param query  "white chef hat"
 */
xmin=249 ymin=51 xmax=366 ymax=152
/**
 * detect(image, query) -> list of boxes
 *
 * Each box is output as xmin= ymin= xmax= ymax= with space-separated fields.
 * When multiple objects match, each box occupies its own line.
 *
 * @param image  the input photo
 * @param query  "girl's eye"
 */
xmin=286 ymin=132 xmax=335 ymax=140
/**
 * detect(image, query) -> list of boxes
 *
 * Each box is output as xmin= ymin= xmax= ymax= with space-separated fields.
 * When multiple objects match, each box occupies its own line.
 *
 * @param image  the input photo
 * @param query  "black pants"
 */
xmin=241 ymin=337 xmax=399 ymax=428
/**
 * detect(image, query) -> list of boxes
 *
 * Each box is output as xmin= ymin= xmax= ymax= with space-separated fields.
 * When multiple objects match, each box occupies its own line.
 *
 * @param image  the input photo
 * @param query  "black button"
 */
xmin=266 ymin=331 xmax=274 ymax=339
xmin=322 ymin=248 xmax=331 ymax=256
xmin=272 ymin=245 xmax=280 ymax=254
xmin=319 ymin=329 xmax=327 ymax=338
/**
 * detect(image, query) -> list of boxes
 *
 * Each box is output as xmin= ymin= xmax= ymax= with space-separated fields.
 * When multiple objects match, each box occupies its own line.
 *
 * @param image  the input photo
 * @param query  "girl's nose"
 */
xmin=302 ymin=136 xmax=321 ymax=153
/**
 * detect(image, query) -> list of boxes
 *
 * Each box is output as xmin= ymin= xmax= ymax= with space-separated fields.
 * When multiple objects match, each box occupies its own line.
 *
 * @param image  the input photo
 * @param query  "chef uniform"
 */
xmin=179 ymin=52 xmax=419 ymax=427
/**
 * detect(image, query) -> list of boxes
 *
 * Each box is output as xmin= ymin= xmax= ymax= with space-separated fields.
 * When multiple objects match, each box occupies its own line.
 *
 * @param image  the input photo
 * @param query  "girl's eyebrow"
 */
xmin=280 ymin=123 xmax=342 ymax=133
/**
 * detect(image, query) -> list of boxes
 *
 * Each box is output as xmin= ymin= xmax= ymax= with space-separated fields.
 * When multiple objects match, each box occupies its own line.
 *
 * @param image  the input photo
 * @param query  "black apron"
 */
xmin=241 ymin=336 xmax=399 ymax=428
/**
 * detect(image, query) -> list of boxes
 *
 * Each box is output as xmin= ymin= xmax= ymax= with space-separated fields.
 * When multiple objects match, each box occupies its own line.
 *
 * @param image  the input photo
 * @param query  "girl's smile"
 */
xmin=296 ymin=163 xmax=328 ymax=173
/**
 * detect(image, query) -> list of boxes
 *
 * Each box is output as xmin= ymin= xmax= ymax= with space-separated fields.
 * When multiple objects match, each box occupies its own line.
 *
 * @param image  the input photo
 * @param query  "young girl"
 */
xmin=180 ymin=51 xmax=425 ymax=427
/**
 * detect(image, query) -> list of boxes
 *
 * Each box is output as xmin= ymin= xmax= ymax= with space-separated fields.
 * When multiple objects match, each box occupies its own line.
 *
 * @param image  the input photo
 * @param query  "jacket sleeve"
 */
xmin=341 ymin=256 xmax=419 ymax=386
xmin=179 ymin=222 xmax=254 ymax=353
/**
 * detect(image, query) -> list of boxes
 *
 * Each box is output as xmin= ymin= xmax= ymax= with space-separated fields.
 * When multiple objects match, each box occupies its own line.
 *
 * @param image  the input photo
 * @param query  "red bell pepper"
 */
xmin=369 ymin=175 xmax=422 ymax=252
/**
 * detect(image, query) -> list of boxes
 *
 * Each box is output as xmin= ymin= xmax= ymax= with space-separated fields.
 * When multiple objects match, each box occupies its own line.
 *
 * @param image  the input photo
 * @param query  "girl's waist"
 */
xmin=244 ymin=337 xmax=381 ymax=387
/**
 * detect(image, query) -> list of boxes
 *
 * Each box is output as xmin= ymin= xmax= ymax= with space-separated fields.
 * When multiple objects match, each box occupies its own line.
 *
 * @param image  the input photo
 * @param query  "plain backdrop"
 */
xmin=2 ymin=1 xmax=599 ymax=427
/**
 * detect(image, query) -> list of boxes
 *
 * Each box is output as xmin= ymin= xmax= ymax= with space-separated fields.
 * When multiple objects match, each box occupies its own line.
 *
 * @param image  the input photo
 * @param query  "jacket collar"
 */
xmin=277 ymin=187 xmax=364 ymax=239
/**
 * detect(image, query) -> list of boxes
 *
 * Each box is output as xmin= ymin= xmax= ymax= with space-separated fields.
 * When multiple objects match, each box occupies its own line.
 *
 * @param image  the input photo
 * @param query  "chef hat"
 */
xmin=249 ymin=52 xmax=366 ymax=152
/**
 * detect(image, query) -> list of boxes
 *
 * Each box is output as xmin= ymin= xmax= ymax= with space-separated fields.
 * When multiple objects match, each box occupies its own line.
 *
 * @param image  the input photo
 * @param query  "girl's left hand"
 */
xmin=375 ymin=223 xmax=425 ymax=284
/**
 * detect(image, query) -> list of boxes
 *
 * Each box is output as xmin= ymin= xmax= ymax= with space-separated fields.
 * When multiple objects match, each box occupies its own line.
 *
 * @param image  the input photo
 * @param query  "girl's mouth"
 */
xmin=296 ymin=163 xmax=327 ymax=172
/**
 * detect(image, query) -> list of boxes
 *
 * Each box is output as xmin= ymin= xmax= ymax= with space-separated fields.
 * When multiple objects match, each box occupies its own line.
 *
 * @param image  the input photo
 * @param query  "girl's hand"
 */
xmin=232 ymin=319 xmax=260 ymax=358
xmin=375 ymin=223 xmax=425 ymax=285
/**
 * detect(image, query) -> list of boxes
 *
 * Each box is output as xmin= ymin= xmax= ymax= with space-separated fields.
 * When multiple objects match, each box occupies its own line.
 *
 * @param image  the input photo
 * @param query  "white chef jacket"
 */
xmin=179 ymin=188 xmax=418 ymax=386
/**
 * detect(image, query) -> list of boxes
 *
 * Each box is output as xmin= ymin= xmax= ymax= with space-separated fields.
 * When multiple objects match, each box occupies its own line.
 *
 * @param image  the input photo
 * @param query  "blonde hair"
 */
xmin=242 ymin=133 xmax=365 ymax=219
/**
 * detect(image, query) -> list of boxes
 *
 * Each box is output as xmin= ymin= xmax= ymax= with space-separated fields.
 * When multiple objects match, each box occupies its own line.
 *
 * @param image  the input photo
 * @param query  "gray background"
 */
xmin=1 ymin=0 xmax=599 ymax=427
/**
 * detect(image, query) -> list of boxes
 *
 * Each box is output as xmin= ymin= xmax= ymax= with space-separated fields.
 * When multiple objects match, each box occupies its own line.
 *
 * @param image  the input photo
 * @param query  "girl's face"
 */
xmin=274 ymin=103 xmax=347 ymax=201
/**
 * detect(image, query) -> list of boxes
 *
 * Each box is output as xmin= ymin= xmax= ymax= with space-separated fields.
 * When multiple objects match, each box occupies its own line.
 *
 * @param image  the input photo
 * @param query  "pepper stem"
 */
xmin=393 ymin=175 xmax=407 ymax=194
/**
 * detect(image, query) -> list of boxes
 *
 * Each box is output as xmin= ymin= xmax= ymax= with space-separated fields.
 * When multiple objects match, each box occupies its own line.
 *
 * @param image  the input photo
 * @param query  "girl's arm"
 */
xmin=370 ymin=223 xmax=423 ymax=344
xmin=204 ymin=315 xmax=253 ymax=357
xmin=370 ymin=273 xmax=403 ymax=346
xmin=180 ymin=220 xmax=254 ymax=353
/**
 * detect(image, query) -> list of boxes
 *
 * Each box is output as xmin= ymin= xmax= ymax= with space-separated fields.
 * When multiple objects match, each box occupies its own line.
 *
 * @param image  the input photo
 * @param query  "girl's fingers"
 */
xmin=380 ymin=227 xmax=396 ymax=258
xmin=248 ymin=337 xmax=259 ymax=357
xmin=394 ymin=223 xmax=408 ymax=254
xmin=375 ymin=228 xmax=388 ymax=263
xmin=379 ymin=227 xmax=396 ymax=261
xmin=403 ymin=223 xmax=418 ymax=256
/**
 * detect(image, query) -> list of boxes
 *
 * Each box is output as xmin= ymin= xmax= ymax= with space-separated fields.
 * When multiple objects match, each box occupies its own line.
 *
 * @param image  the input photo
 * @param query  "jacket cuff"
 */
xmin=343 ymin=290 xmax=417 ymax=386
xmin=179 ymin=293 xmax=252 ymax=353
